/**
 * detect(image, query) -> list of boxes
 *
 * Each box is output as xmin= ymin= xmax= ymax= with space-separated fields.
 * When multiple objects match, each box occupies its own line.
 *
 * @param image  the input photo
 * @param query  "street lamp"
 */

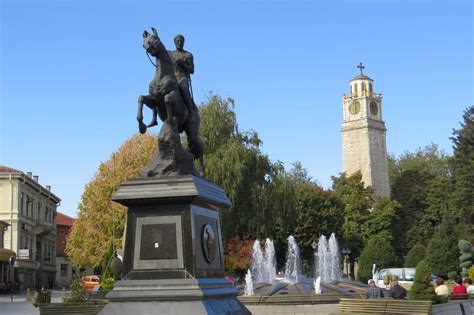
xmin=341 ymin=245 xmax=351 ymax=279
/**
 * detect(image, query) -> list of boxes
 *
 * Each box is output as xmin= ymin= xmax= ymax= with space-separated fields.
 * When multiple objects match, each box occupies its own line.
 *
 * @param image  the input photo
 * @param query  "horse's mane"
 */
xmin=155 ymin=40 xmax=173 ymax=65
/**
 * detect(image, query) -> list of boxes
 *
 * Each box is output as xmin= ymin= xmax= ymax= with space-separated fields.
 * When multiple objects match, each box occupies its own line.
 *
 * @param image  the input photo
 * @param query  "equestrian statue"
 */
xmin=137 ymin=27 xmax=205 ymax=177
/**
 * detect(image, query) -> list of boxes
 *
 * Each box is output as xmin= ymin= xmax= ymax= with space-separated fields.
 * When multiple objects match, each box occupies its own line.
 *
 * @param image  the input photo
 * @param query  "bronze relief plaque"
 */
xmin=201 ymin=224 xmax=216 ymax=263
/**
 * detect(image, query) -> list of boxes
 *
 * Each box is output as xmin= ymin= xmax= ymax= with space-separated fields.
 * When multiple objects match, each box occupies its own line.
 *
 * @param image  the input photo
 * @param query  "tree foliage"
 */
xmin=405 ymin=244 xmax=427 ymax=268
xmin=450 ymin=106 xmax=474 ymax=241
xmin=294 ymin=183 xmax=344 ymax=261
xmin=332 ymin=172 xmax=373 ymax=260
xmin=388 ymin=143 xmax=450 ymax=186
xmin=424 ymin=209 xmax=461 ymax=278
xmin=66 ymin=134 xmax=156 ymax=268
xmin=408 ymin=260 xmax=436 ymax=301
xmin=224 ymin=233 xmax=254 ymax=273
xmin=357 ymin=234 xmax=397 ymax=283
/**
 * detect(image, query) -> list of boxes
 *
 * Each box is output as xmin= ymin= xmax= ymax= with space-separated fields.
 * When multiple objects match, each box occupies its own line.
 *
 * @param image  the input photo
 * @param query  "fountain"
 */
xmin=316 ymin=233 xmax=341 ymax=282
xmin=244 ymin=269 xmax=254 ymax=296
xmin=263 ymin=238 xmax=276 ymax=284
xmin=285 ymin=235 xmax=302 ymax=283
xmin=251 ymin=240 xmax=265 ymax=283
xmin=240 ymin=234 xmax=364 ymax=303
xmin=314 ymin=276 xmax=322 ymax=294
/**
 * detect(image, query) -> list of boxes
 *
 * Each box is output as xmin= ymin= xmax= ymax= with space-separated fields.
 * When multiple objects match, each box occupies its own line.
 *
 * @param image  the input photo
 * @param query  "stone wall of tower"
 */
xmin=342 ymin=119 xmax=390 ymax=197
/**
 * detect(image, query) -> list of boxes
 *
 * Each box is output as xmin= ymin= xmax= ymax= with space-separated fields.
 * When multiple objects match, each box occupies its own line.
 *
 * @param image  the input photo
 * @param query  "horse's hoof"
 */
xmin=138 ymin=121 xmax=147 ymax=134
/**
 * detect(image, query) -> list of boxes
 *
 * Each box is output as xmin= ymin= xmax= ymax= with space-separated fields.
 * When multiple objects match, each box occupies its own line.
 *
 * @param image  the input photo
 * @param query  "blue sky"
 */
xmin=1 ymin=0 xmax=472 ymax=218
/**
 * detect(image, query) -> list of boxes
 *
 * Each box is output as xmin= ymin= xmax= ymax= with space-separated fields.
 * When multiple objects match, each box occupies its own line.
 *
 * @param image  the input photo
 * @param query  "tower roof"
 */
xmin=351 ymin=74 xmax=373 ymax=81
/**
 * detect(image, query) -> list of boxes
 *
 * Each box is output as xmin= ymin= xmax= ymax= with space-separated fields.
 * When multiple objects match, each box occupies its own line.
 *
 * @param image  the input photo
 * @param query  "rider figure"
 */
xmin=169 ymin=34 xmax=195 ymax=116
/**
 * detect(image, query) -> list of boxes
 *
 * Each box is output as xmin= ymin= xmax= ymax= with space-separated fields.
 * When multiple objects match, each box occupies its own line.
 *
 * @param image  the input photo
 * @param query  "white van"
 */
xmin=375 ymin=268 xmax=416 ymax=289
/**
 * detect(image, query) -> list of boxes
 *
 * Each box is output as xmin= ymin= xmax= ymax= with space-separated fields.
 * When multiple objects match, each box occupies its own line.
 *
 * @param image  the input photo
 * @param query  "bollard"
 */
xmin=62 ymin=286 xmax=66 ymax=300
xmin=25 ymin=288 xmax=32 ymax=301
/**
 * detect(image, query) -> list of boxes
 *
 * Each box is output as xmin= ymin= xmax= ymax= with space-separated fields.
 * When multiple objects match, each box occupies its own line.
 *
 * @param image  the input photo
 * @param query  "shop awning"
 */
xmin=0 ymin=248 xmax=16 ymax=262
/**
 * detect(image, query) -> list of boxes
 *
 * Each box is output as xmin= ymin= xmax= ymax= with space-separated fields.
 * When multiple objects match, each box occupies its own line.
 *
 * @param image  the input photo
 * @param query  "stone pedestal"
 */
xmin=100 ymin=176 xmax=249 ymax=315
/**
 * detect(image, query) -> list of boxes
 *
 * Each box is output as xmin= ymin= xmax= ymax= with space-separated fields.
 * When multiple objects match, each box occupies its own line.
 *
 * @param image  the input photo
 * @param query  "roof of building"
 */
xmin=0 ymin=165 xmax=22 ymax=173
xmin=351 ymin=74 xmax=373 ymax=81
xmin=57 ymin=212 xmax=75 ymax=226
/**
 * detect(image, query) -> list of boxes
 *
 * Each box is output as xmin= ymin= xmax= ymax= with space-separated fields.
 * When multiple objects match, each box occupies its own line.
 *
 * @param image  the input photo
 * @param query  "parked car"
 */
xmin=81 ymin=275 xmax=100 ymax=293
xmin=375 ymin=268 xmax=416 ymax=289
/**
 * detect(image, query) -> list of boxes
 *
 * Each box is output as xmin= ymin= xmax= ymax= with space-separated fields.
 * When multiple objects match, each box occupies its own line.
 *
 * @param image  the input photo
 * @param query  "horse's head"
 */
xmin=143 ymin=27 xmax=161 ymax=57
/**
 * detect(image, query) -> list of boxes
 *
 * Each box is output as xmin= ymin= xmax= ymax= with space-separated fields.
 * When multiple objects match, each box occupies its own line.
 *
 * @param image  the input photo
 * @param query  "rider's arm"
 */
xmin=178 ymin=53 xmax=194 ymax=75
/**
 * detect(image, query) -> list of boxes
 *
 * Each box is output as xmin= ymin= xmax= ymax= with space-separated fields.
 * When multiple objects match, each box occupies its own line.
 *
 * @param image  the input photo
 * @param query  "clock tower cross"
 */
xmin=341 ymin=64 xmax=390 ymax=197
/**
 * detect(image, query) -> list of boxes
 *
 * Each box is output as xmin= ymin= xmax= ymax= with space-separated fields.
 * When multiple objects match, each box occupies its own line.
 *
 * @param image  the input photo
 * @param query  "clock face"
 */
xmin=349 ymin=101 xmax=360 ymax=115
xmin=370 ymin=101 xmax=378 ymax=115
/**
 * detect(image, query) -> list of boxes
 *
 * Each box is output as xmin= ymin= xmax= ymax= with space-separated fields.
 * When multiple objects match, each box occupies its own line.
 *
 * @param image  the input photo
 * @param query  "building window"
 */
xmin=361 ymin=82 xmax=367 ymax=96
xmin=353 ymin=83 xmax=358 ymax=96
xmin=61 ymin=264 xmax=68 ymax=277
xmin=38 ymin=202 xmax=41 ymax=219
xmin=45 ymin=207 xmax=49 ymax=222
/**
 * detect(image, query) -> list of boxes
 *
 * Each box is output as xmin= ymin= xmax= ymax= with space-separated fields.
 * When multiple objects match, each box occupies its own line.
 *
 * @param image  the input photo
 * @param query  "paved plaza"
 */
xmin=0 ymin=290 xmax=65 ymax=315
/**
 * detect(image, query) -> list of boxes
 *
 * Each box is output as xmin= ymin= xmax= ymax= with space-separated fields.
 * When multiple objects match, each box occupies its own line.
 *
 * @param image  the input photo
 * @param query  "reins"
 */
xmin=146 ymin=51 xmax=157 ymax=68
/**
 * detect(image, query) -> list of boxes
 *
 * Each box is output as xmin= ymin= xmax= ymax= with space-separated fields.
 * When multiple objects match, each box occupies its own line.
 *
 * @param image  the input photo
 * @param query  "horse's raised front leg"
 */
xmin=137 ymin=95 xmax=158 ymax=134
xmin=137 ymin=95 xmax=148 ymax=134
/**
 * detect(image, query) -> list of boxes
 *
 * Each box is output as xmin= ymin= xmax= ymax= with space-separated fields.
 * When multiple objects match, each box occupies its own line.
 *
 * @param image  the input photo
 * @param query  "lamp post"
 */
xmin=341 ymin=245 xmax=351 ymax=279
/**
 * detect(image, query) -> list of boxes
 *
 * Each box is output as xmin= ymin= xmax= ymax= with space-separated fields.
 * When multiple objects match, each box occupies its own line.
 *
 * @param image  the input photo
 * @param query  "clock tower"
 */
xmin=341 ymin=63 xmax=390 ymax=197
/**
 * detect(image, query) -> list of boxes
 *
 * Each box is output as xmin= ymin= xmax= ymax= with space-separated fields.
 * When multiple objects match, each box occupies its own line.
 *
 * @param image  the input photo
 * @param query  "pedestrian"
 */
xmin=366 ymin=279 xmax=384 ymax=298
xmin=452 ymin=276 xmax=467 ymax=294
xmin=388 ymin=280 xmax=407 ymax=299
xmin=463 ymin=277 xmax=474 ymax=294
xmin=434 ymin=277 xmax=449 ymax=296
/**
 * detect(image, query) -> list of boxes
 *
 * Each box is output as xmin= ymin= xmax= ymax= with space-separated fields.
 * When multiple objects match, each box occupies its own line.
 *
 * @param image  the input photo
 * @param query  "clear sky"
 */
xmin=1 ymin=0 xmax=472 ymax=218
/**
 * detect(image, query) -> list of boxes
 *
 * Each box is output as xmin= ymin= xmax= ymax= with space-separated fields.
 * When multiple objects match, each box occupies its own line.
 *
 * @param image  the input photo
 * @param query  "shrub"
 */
xmin=447 ymin=271 xmax=458 ymax=280
xmin=458 ymin=240 xmax=472 ymax=276
xmin=63 ymin=272 xmax=88 ymax=304
xmin=405 ymin=244 xmax=427 ymax=267
xmin=357 ymin=234 xmax=397 ymax=283
xmin=469 ymin=266 xmax=474 ymax=280
xmin=408 ymin=260 xmax=435 ymax=301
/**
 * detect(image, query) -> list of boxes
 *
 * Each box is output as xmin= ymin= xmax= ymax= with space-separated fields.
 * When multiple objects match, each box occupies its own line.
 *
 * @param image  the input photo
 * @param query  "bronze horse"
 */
xmin=138 ymin=27 xmax=204 ymax=176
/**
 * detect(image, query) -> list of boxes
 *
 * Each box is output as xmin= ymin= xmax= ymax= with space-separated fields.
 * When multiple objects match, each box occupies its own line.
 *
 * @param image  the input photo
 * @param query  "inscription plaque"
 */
xmin=140 ymin=223 xmax=177 ymax=260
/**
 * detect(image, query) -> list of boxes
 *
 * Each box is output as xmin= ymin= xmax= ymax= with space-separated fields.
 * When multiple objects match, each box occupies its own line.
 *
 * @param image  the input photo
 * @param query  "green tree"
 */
xmin=388 ymin=143 xmax=450 ymax=187
xmin=199 ymin=94 xmax=238 ymax=155
xmin=361 ymin=198 xmax=399 ymax=244
xmin=357 ymin=234 xmax=397 ymax=283
xmin=408 ymin=260 xmax=436 ymax=301
xmin=391 ymin=169 xmax=435 ymax=255
xmin=405 ymin=244 xmax=427 ymax=268
xmin=66 ymin=134 xmax=156 ymax=268
xmin=424 ymin=210 xmax=461 ymax=277
xmin=450 ymin=106 xmax=474 ymax=241
xmin=332 ymin=172 xmax=373 ymax=277
xmin=294 ymin=183 xmax=344 ymax=261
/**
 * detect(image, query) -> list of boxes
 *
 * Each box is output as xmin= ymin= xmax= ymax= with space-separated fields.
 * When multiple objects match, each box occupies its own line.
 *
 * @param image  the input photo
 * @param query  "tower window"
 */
xmin=369 ymin=82 xmax=373 ymax=97
xmin=354 ymin=83 xmax=358 ymax=96
xmin=361 ymin=82 xmax=367 ymax=96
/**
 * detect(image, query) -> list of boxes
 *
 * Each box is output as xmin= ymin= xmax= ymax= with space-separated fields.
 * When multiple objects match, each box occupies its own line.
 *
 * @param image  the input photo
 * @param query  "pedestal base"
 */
xmin=100 ymin=278 xmax=250 ymax=315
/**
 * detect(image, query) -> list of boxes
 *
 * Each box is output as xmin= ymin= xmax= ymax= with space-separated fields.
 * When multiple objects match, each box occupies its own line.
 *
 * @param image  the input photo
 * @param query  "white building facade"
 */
xmin=0 ymin=166 xmax=60 ymax=289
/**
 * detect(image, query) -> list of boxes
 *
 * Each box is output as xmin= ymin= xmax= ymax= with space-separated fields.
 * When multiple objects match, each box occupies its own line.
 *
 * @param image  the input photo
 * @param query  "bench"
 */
xmin=331 ymin=298 xmax=432 ymax=315
xmin=448 ymin=293 xmax=474 ymax=301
